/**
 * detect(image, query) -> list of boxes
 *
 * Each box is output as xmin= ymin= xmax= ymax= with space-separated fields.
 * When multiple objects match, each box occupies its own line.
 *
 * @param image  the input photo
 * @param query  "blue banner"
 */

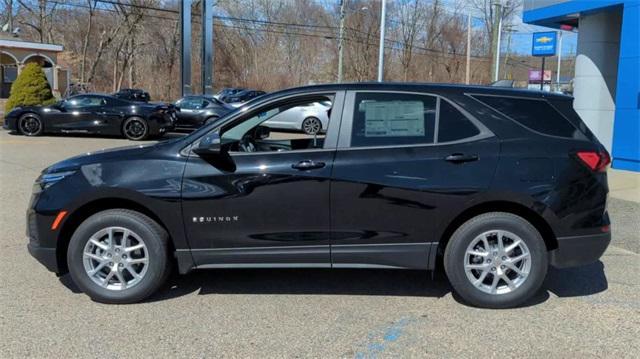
xmin=532 ymin=32 xmax=557 ymax=57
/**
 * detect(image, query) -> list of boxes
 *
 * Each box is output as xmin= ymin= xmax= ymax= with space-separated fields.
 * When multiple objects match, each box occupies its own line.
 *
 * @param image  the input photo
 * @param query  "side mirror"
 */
xmin=193 ymin=132 xmax=222 ymax=156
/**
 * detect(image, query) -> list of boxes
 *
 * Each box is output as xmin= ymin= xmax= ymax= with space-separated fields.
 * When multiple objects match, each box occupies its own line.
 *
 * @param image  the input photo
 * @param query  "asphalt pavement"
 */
xmin=0 ymin=131 xmax=638 ymax=358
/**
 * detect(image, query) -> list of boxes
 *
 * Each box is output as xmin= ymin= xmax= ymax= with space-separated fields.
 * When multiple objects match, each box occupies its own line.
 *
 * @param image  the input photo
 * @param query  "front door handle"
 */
xmin=445 ymin=153 xmax=479 ymax=163
xmin=292 ymin=160 xmax=325 ymax=170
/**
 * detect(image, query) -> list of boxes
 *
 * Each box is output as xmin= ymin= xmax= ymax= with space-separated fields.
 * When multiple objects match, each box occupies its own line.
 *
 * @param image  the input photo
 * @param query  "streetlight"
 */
xmin=336 ymin=3 xmax=373 ymax=83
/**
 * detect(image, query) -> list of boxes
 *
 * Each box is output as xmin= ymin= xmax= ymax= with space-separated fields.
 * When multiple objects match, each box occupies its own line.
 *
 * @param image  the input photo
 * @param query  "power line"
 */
xmin=47 ymin=0 xmax=493 ymax=61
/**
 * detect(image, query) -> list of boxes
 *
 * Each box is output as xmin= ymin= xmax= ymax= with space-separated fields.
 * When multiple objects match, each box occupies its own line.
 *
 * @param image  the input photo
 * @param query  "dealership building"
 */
xmin=523 ymin=0 xmax=639 ymax=172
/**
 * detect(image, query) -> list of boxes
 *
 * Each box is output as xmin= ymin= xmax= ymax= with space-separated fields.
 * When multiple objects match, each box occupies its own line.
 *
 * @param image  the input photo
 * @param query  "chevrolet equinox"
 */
xmin=27 ymin=83 xmax=611 ymax=308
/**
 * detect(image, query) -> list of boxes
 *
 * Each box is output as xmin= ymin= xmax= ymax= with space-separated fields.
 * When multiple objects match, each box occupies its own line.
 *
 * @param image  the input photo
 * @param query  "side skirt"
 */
xmin=176 ymin=242 xmax=438 ymax=273
xmin=332 ymin=243 xmax=437 ymax=270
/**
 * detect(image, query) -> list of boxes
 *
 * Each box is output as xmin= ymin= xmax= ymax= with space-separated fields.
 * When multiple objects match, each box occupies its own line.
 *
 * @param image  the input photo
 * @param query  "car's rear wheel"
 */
xmin=18 ymin=113 xmax=43 ymax=136
xmin=301 ymin=117 xmax=322 ymax=135
xmin=67 ymin=209 xmax=172 ymax=304
xmin=122 ymin=116 xmax=149 ymax=140
xmin=204 ymin=116 xmax=219 ymax=126
xmin=444 ymin=212 xmax=548 ymax=309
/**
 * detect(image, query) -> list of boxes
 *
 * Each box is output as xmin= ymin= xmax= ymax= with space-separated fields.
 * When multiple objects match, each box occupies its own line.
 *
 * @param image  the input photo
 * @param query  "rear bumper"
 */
xmin=28 ymin=241 xmax=59 ymax=273
xmin=550 ymin=231 xmax=611 ymax=268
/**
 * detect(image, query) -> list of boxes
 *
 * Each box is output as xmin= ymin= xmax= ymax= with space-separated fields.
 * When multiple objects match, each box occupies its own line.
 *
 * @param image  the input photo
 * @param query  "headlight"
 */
xmin=35 ymin=170 xmax=76 ymax=191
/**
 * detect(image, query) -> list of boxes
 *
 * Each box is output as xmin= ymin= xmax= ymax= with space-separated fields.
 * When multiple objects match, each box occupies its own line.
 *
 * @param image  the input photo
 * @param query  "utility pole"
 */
xmin=490 ymin=0 xmax=502 ymax=82
xmin=180 ymin=0 xmax=192 ymax=96
xmin=465 ymin=12 xmax=471 ymax=84
xmin=377 ymin=0 xmax=386 ymax=82
xmin=201 ymin=0 xmax=214 ymax=95
xmin=337 ymin=0 xmax=346 ymax=83
xmin=556 ymin=30 xmax=563 ymax=90
xmin=502 ymin=26 xmax=515 ymax=80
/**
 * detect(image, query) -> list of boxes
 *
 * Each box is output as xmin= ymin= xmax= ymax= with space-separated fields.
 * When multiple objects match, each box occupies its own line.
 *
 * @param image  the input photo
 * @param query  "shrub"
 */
xmin=5 ymin=63 xmax=56 ymax=112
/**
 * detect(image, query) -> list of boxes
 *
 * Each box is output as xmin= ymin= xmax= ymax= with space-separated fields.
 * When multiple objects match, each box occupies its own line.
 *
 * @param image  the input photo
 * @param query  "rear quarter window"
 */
xmin=437 ymin=100 xmax=480 ymax=142
xmin=472 ymin=95 xmax=579 ymax=138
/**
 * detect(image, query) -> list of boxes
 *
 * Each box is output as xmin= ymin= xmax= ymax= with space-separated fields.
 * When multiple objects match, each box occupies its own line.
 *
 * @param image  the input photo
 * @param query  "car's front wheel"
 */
xmin=444 ymin=212 xmax=548 ymax=309
xmin=18 ymin=113 xmax=44 ymax=136
xmin=67 ymin=209 xmax=172 ymax=304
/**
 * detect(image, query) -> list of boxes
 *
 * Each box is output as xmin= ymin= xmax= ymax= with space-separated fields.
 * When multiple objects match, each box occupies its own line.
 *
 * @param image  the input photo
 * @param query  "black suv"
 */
xmin=27 ymin=83 xmax=611 ymax=308
xmin=113 ymin=88 xmax=151 ymax=102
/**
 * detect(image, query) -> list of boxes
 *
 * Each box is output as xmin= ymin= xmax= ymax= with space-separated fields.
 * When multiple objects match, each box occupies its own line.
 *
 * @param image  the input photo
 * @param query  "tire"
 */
xmin=301 ymin=117 xmax=322 ymax=135
xmin=122 ymin=116 xmax=149 ymax=140
xmin=444 ymin=212 xmax=548 ymax=309
xmin=67 ymin=209 xmax=172 ymax=304
xmin=18 ymin=113 xmax=43 ymax=136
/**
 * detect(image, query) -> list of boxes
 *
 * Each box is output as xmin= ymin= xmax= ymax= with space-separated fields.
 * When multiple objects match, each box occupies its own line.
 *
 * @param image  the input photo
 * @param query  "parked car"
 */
xmin=113 ymin=88 xmax=151 ymax=102
xmin=490 ymin=80 xmax=515 ymax=88
xmin=26 ymin=83 xmax=610 ymax=308
xmin=214 ymin=87 xmax=246 ymax=101
xmin=263 ymin=100 xmax=330 ymax=135
xmin=174 ymin=95 xmax=234 ymax=129
xmin=3 ymin=94 xmax=176 ymax=140
xmin=224 ymin=90 xmax=266 ymax=107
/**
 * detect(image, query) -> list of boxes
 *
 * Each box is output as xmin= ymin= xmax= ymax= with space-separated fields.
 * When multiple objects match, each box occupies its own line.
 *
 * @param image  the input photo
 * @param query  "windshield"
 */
xmin=178 ymin=104 xmax=243 ymax=143
xmin=222 ymin=108 xmax=280 ymax=143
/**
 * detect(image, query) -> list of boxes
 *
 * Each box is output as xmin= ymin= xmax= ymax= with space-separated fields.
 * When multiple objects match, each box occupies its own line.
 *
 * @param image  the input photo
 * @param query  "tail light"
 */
xmin=575 ymin=150 xmax=610 ymax=172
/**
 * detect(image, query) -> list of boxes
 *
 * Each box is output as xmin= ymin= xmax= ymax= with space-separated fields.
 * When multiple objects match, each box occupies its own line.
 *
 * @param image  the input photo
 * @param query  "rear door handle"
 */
xmin=445 ymin=153 xmax=479 ymax=163
xmin=292 ymin=160 xmax=325 ymax=170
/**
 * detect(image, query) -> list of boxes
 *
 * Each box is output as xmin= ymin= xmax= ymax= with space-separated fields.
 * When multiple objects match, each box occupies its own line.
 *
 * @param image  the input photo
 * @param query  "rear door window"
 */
xmin=350 ymin=92 xmax=437 ymax=147
xmin=472 ymin=95 xmax=578 ymax=138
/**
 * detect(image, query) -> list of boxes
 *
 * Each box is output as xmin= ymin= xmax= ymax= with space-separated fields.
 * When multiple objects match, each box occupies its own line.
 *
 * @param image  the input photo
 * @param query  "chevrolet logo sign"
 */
xmin=536 ymin=36 xmax=553 ymax=44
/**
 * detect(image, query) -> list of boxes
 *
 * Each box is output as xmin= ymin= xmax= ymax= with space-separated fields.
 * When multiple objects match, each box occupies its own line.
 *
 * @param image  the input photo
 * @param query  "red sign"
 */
xmin=528 ymin=70 xmax=552 ymax=82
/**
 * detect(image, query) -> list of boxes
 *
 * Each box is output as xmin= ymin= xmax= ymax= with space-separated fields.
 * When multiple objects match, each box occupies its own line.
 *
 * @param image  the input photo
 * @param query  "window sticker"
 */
xmin=360 ymin=101 xmax=425 ymax=137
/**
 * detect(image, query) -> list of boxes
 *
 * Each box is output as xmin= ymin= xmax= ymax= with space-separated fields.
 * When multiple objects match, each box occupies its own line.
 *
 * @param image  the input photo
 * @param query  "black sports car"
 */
xmin=174 ymin=95 xmax=234 ymax=129
xmin=3 ymin=94 xmax=176 ymax=140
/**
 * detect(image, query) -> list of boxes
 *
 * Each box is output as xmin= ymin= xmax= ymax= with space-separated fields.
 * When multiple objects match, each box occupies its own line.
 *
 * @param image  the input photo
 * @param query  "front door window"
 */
xmin=220 ymin=96 xmax=333 ymax=153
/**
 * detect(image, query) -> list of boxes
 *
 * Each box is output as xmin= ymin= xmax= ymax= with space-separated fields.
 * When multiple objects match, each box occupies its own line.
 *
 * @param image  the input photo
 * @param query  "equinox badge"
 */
xmin=192 ymin=216 xmax=239 ymax=223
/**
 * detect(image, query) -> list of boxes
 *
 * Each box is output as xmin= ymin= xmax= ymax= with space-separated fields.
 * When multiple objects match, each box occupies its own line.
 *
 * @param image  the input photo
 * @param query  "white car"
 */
xmin=264 ymin=101 xmax=331 ymax=135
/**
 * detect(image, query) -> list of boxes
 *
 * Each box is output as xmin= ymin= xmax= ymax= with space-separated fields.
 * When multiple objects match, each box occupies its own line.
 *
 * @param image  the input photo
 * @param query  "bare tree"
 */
xmin=396 ymin=0 xmax=425 ymax=81
xmin=468 ymin=0 xmax=522 ymax=49
xmin=17 ymin=0 xmax=57 ymax=43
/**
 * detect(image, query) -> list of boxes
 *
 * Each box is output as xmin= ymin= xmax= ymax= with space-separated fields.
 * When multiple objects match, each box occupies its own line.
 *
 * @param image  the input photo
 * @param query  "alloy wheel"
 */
xmin=463 ymin=230 xmax=531 ymax=295
xmin=124 ymin=118 xmax=147 ymax=140
xmin=82 ymin=226 xmax=149 ymax=291
xmin=19 ymin=116 xmax=41 ymax=135
xmin=302 ymin=117 xmax=321 ymax=135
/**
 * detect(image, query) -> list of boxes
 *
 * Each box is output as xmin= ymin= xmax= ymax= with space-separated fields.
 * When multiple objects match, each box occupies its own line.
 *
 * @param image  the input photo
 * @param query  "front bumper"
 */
xmin=550 ymin=231 xmax=611 ymax=268
xmin=28 ymin=241 xmax=59 ymax=273
xmin=3 ymin=115 xmax=17 ymax=131
xmin=26 ymin=198 xmax=63 ymax=274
